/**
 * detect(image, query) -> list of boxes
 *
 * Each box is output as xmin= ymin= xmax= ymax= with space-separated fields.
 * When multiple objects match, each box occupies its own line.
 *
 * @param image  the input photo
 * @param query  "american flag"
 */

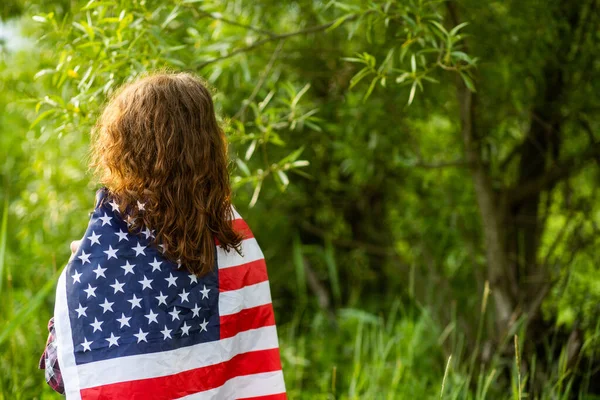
xmin=53 ymin=187 xmax=286 ymax=399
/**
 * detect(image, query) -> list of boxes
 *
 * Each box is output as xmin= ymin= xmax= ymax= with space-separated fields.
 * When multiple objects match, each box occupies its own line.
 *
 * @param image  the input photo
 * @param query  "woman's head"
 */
xmin=90 ymin=71 xmax=242 ymax=276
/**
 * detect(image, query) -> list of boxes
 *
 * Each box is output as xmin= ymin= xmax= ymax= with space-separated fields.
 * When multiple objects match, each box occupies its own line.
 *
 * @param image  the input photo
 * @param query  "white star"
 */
xmin=78 ymin=250 xmax=91 ymax=265
xmin=142 ymin=227 xmax=152 ymax=239
xmin=177 ymin=259 xmax=182 ymax=269
xmin=165 ymin=273 xmax=178 ymax=287
xmin=145 ymin=309 xmax=159 ymax=325
xmin=150 ymin=258 xmax=162 ymax=272
xmin=137 ymin=200 xmax=145 ymax=211
xmin=99 ymin=213 xmax=112 ymax=226
xmin=75 ymin=303 xmax=87 ymax=318
xmin=132 ymin=242 xmax=146 ymax=256
xmin=189 ymin=274 xmax=198 ymax=284
xmin=178 ymin=288 xmax=190 ymax=303
xmin=133 ymin=328 xmax=149 ymax=343
xmin=104 ymin=245 xmax=118 ymax=260
xmin=116 ymin=313 xmax=131 ymax=328
xmin=168 ymin=307 xmax=181 ymax=321
xmin=80 ymin=337 xmax=93 ymax=352
xmin=199 ymin=318 xmax=209 ymax=332
xmin=109 ymin=200 xmax=120 ymax=213
xmin=191 ymin=303 xmax=201 ymax=318
xmin=83 ymin=283 xmax=97 ymax=299
xmin=71 ymin=270 xmax=82 ymax=284
xmin=139 ymin=275 xmax=153 ymax=290
xmin=180 ymin=322 xmax=191 ymax=336
xmin=115 ymin=229 xmax=129 ymax=242
xmin=126 ymin=215 xmax=136 ymax=227
xmin=90 ymin=317 xmax=103 ymax=332
xmin=128 ymin=294 xmax=142 ymax=309
xmin=106 ymin=333 xmax=120 ymax=347
xmin=99 ymin=298 xmax=114 ymax=313
xmin=120 ymin=260 xmax=135 ymax=275
xmin=156 ymin=291 xmax=168 ymax=306
xmin=110 ymin=279 xmax=125 ymax=294
xmin=200 ymin=285 xmax=210 ymax=299
xmin=92 ymin=264 xmax=107 ymax=279
xmin=87 ymin=231 xmax=101 ymax=246
xmin=161 ymin=325 xmax=172 ymax=340
xmin=158 ymin=243 xmax=166 ymax=253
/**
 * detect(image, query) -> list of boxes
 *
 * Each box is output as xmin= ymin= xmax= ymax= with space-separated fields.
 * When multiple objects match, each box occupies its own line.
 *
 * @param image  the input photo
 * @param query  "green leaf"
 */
xmin=292 ymin=233 xmax=307 ymax=302
xmin=459 ymin=71 xmax=476 ymax=92
xmin=324 ymin=239 xmax=341 ymax=302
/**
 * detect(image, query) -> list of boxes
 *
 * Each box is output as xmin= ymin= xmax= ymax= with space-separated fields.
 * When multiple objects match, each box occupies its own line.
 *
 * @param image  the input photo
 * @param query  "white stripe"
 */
xmin=176 ymin=371 xmax=286 ymax=400
xmin=230 ymin=205 xmax=242 ymax=220
xmin=54 ymin=267 xmax=82 ymax=400
xmin=77 ymin=325 xmax=279 ymax=389
xmin=219 ymin=281 xmax=273 ymax=316
xmin=217 ymin=237 xmax=264 ymax=269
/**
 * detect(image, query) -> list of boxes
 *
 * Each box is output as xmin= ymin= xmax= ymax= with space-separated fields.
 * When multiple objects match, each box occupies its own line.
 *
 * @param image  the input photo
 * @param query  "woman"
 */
xmin=40 ymin=72 xmax=286 ymax=399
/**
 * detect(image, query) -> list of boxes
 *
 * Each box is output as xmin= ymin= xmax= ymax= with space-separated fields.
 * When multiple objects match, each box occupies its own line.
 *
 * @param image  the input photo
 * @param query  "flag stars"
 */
xmin=106 ymin=333 xmax=120 ymax=348
xmin=150 ymin=258 xmax=163 ymax=272
xmin=115 ymin=229 xmax=129 ymax=242
xmin=199 ymin=318 xmax=209 ymax=332
xmin=142 ymin=227 xmax=153 ymax=239
xmin=134 ymin=328 xmax=149 ymax=343
xmin=78 ymin=250 xmax=91 ymax=265
xmin=99 ymin=213 xmax=112 ymax=226
xmin=90 ymin=317 xmax=103 ymax=333
xmin=121 ymin=260 xmax=135 ymax=275
xmin=72 ymin=270 xmax=82 ymax=284
xmin=104 ymin=245 xmax=118 ymax=260
xmin=108 ymin=200 xmax=120 ymax=213
xmin=132 ymin=242 xmax=146 ymax=256
xmin=110 ymin=279 xmax=125 ymax=294
xmin=191 ymin=303 xmax=201 ymax=318
xmin=145 ymin=309 xmax=159 ymax=325
xmin=180 ymin=322 xmax=191 ymax=336
xmin=189 ymin=274 xmax=198 ymax=284
xmin=137 ymin=201 xmax=145 ymax=211
xmin=116 ymin=313 xmax=131 ymax=328
xmin=75 ymin=303 xmax=87 ymax=318
xmin=156 ymin=291 xmax=168 ymax=306
xmin=200 ymin=285 xmax=211 ymax=300
xmin=81 ymin=338 xmax=93 ymax=352
xmin=168 ymin=307 xmax=181 ymax=321
xmin=165 ymin=273 xmax=178 ymax=288
xmin=99 ymin=298 xmax=114 ymax=313
xmin=139 ymin=275 xmax=153 ymax=290
xmin=92 ymin=264 xmax=107 ymax=279
xmin=84 ymin=284 xmax=97 ymax=299
xmin=161 ymin=325 xmax=172 ymax=340
xmin=178 ymin=288 xmax=190 ymax=303
xmin=87 ymin=231 xmax=102 ymax=246
xmin=128 ymin=294 xmax=142 ymax=309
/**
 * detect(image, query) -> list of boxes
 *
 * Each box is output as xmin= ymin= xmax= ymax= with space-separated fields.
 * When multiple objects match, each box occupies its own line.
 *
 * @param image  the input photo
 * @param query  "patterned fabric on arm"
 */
xmin=39 ymin=317 xmax=65 ymax=394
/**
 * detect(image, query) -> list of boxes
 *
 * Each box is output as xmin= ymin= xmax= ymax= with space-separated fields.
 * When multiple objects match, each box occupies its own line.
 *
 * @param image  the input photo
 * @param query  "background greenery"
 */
xmin=1 ymin=0 xmax=599 ymax=398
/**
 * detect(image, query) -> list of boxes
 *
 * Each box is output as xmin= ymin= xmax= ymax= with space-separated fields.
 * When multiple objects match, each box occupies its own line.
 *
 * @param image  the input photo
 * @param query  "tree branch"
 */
xmin=195 ymin=12 xmax=370 ymax=69
xmin=506 ymin=141 xmax=600 ymax=205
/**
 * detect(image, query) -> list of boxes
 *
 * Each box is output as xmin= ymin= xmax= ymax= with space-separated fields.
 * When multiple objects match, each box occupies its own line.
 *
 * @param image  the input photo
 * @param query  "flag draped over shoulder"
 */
xmin=54 ymin=187 xmax=286 ymax=399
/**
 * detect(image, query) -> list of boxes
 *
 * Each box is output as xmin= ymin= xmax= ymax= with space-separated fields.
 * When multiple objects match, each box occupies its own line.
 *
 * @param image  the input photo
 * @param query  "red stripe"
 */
xmin=220 ymin=304 xmax=275 ymax=339
xmin=215 ymin=218 xmax=254 ymax=246
xmin=219 ymin=259 xmax=269 ymax=292
xmin=240 ymin=393 xmax=288 ymax=400
xmin=80 ymin=348 xmax=282 ymax=400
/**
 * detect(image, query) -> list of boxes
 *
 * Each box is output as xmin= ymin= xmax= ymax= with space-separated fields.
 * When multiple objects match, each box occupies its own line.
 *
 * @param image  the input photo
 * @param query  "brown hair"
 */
xmin=89 ymin=71 xmax=243 ymax=276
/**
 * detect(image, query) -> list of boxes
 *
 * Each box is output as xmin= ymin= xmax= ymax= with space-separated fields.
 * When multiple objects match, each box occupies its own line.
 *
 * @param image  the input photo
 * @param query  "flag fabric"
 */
xmin=53 ymin=187 xmax=286 ymax=399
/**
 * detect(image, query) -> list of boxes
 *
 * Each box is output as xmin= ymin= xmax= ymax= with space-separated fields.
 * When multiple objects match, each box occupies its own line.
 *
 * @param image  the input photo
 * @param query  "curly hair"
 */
xmin=89 ymin=71 xmax=243 ymax=276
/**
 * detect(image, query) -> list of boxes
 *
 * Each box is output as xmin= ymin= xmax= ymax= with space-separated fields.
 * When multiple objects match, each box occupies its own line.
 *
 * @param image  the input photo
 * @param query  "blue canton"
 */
xmin=65 ymin=188 xmax=219 ymax=365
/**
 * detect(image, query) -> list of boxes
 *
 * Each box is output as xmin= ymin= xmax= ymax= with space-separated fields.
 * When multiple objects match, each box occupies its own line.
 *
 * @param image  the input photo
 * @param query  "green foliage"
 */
xmin=1 ymin=0 xmax=600 ymax=398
